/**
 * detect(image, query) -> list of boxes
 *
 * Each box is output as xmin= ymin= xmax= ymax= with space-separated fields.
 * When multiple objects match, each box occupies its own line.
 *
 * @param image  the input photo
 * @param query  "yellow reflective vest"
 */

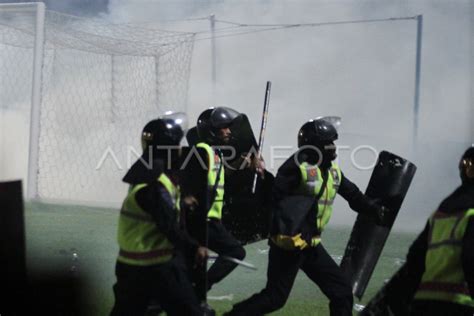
xmin=414 ymin=208 xmax=474 ymax=307
xmin=297 ymin=162 xmax=342 ymax=247
xmin=196 ymin=142 xmax=225 ymax=220
xmin=117 ymin=173 xmax=180 ymax=266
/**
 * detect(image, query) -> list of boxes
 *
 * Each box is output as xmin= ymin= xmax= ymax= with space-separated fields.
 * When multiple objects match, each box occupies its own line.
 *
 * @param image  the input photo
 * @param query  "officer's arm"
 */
xmin=386 ymin=223 xmax=428 ymax=303
xmin=462 ymin=216 xmax=474 ymax=298
xmin=337 ymin=173 xmax=380 ymax=215
xmin=180 ymin=148 xmax=211 ymax=235
xmin=272 ymin=155 xmax=301 ymax=202
xmin=404 ymin=222 xmax=429 ymax=296
xmin=180 ymin=147 xmax=208 ymax=198
xmin=136 ymin=183 xmax=199 ymax=257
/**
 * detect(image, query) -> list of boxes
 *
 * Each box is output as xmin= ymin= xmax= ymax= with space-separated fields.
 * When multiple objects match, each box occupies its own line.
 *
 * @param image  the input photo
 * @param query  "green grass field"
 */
xmin=24 ymin=202 xmax=417 ymax=315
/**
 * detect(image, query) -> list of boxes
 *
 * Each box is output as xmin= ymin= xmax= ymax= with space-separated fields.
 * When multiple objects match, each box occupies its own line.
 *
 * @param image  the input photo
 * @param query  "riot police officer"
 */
xmin=226 ymin=118 xmax=388 ymax=316
xmin=182 ymin=107 xmax=251 ymax=297
xmin=404 ymin=146 xmax=474 ymax=315
xmin=110 ymin=112 xmax=209 ymax=316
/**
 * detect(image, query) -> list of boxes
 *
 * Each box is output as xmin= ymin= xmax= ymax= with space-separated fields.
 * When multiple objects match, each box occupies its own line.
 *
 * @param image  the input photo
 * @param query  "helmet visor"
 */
xmin=315 ymin=116 xmax=342 ymax=131
xmin=160 ymin=111 xmax=188 ymax=134
xmin=210 ymin=107 xmax=240 ymax=129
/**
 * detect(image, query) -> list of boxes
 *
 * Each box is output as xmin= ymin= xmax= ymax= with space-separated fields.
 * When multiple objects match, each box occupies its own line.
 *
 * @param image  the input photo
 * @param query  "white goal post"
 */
xmin=0 ymin=2 xmax=195 ymax=205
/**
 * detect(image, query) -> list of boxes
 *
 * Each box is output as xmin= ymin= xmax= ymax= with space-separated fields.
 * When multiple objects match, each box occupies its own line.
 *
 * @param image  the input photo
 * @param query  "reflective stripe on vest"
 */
xmin=297 ymin=162 xmax=341 ymax=245
xmin=117 ymin=173 xmax=180 ymax=266
xmin=414 ymin=208 xmax=474 ymax=307
xmin=196 ymin=142 xmax=225 ymax=220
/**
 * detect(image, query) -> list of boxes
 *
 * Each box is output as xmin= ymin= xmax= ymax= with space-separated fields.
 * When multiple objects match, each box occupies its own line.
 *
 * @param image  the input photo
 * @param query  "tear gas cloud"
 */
xmin=0 ymin=0 xmax=472 ymax=231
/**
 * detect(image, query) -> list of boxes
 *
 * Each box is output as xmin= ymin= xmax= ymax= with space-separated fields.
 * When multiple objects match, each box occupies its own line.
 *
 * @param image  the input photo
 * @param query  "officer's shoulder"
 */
xmin=277 ymin=154 xmax=299 ymax=174
xmin=123 ymin=158 xmax=164 ymax=184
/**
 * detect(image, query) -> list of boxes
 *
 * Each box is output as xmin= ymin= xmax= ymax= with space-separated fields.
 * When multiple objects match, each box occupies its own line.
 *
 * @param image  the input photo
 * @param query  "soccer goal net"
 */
xmin=0 ymin=2 xmax=195 ymax=205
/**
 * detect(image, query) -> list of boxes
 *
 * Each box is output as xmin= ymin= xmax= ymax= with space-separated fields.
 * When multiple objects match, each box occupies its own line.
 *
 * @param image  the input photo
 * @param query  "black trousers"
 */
xmin=207 ymin=219 xmax=246 ymax=289
xmin=228 ymin=241 xmax=353 ymax=316
xmin=410 ymin=300 xmax=474 ymax=316
xmin=110 ymin=255 xmax=202 ymax=316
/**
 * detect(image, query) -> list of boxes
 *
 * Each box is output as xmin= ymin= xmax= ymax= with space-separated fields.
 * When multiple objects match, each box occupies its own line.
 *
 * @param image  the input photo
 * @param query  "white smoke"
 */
xmin=104 ymin=0 xmax=473 ymax=231
xmin=1 ymin=0 xmax=472 ymax=230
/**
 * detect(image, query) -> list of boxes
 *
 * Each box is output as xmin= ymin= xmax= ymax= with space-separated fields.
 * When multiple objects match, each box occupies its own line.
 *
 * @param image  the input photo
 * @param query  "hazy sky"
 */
xmin=1 ymin=0 xmax=472 ymax=231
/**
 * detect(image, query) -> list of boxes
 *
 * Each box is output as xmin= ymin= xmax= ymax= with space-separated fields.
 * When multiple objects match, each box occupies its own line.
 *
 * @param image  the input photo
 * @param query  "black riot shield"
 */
xmin=228 ymin=114 xmax=258 ymax=157
xmin=223 ymin=114 xmax=271 ymax=244
xmin=223 ymin=169 xmax=273 ymax=244
xmin=340 ymin=151 xmax=417 ymax=299
xmin=359 ymin=263 xmax=414 ymax=316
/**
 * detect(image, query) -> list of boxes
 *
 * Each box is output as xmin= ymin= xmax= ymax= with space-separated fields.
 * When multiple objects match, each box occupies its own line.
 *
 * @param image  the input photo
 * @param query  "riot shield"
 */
xmin=223 ymin=114 xmax=272 ymax=244
xmin=223 ymin=169 xmax=273 ymax=244
xmin=228 ymin=114 xmax=258 ymax=158
xmin=340 ymin=151 xmax=417 ymax=299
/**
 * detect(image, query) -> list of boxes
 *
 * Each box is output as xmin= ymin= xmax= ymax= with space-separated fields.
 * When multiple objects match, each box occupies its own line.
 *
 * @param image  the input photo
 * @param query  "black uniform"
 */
xmin=227 ymin=153 xmax=383 ymax=316
xmin=181 ymin=147 xmax=246 ymax=294
xmin=110 ymin=159 xmax=203 ymax=316
xmin=404 ymin=184 xmax=474 ymax=316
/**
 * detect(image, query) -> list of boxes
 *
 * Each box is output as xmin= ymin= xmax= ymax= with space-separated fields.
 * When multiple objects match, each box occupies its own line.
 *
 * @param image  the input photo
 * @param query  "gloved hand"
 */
xmin=272 ymin=233 xmax=309 ymax=250
xmin=194 ymin=246 xmax=209 ymax=267
xmin=240 ymin=153 xmax=266 ymax=177
xmin=182 ymin=195 xmax=199 ymax=212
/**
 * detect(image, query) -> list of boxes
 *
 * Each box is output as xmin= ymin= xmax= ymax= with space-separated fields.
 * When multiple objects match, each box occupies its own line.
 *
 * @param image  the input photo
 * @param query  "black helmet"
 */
xmin=196 ymin=108 xmax=214 ymax=144
xmin=141 ymin=112 xmax=186 ymax=151
xmin=297 ymin=118 xmax=338 ymax=148
xmin=197 ymin=107 xmax=239 ymax=144
xmin=210 ymin=107 xmax=240 ymax=128
xmin=460 ymin=146 xmax=474 ymax=184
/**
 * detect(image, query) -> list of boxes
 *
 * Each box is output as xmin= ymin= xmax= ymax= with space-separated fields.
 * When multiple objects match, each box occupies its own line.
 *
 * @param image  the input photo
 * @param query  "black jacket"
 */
xmin=179 ymin=146 xmax=213 ymax=243
xmin=406 ymin=184 xmax=474 ymax=299
xmin=273 ymin=153 xmax=381 ymax=215
xmin=122 ymin=156 xmax=199 ymax=259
